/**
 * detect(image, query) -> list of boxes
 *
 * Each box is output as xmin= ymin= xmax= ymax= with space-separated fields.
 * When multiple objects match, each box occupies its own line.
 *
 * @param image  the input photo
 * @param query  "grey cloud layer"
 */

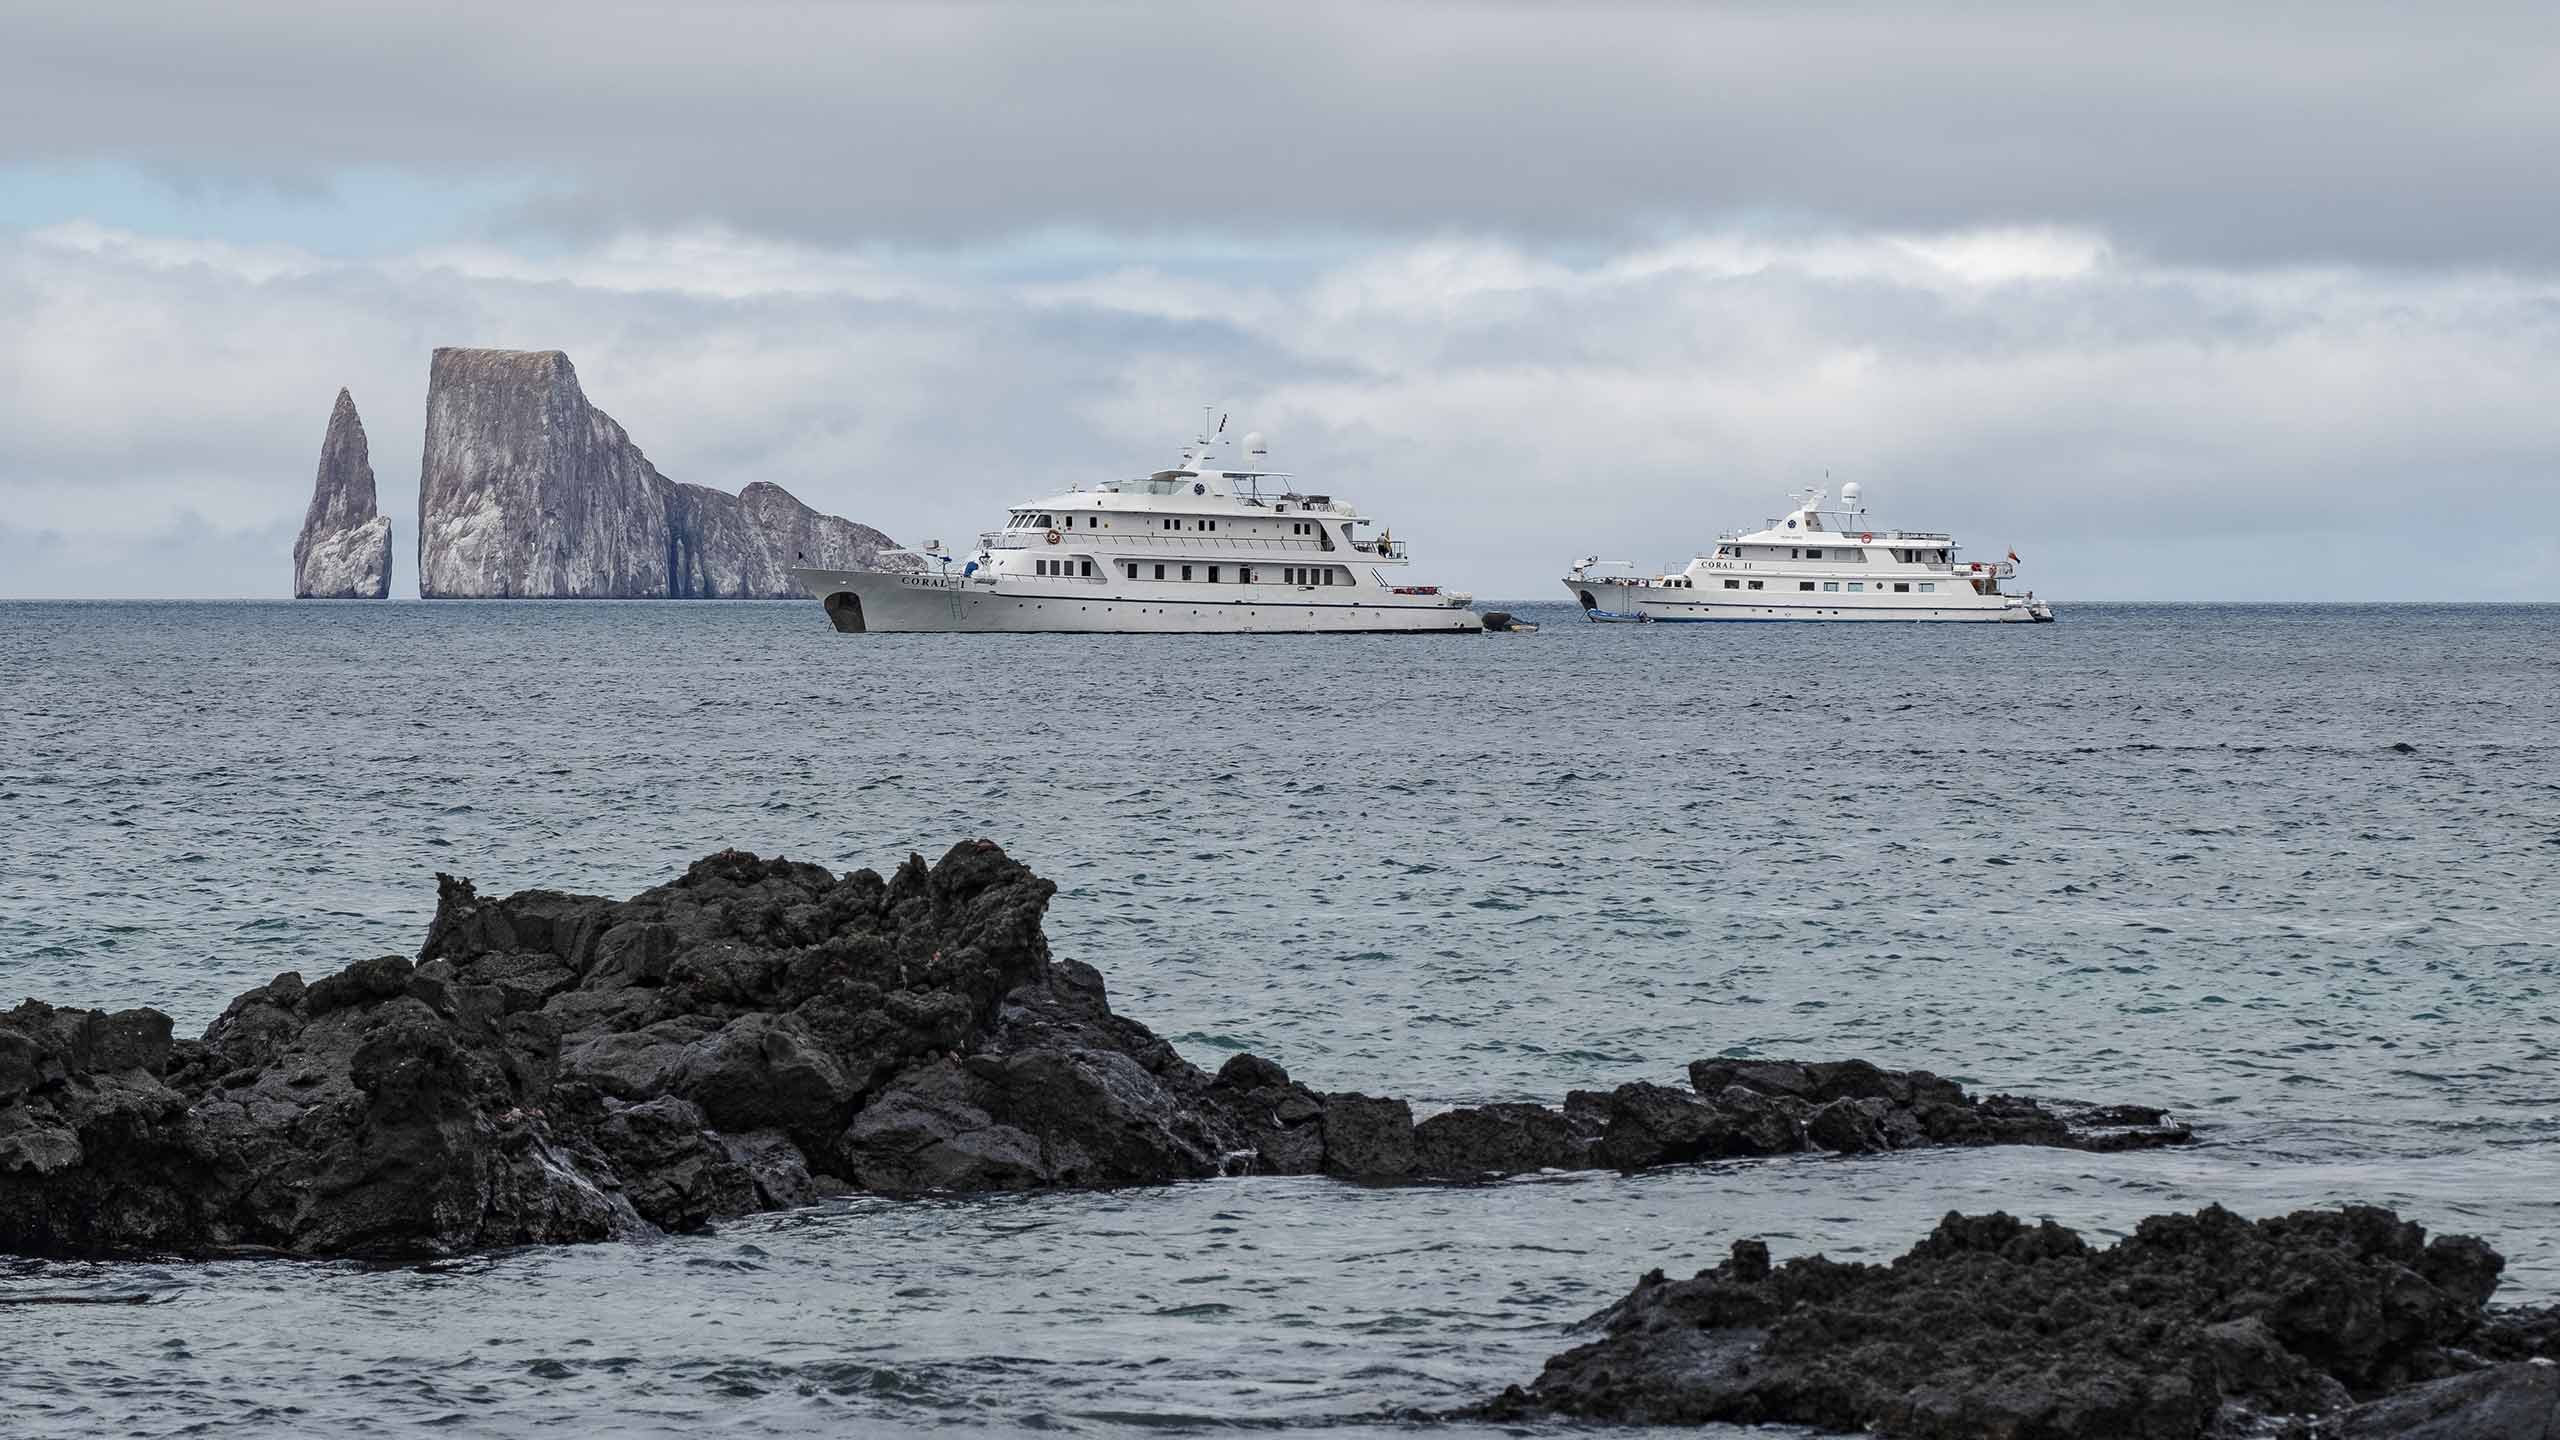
xmin=5 ymin=225 xmax=2554 ymax=600
xmin=5 ymin=1 xmax=2556 ymax=266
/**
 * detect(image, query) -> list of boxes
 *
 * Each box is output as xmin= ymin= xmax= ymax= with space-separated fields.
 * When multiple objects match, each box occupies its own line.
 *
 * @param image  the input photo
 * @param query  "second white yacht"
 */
xmin=1565 ymin=483 xmax=2053 ymax=622
xmin=793 ymin=420 xmax=1481 ymax=633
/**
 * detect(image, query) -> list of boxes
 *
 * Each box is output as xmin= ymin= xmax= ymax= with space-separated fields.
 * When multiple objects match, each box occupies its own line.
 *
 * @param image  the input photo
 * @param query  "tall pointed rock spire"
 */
xmin=293 ymin=387 xmax=393 ymax=598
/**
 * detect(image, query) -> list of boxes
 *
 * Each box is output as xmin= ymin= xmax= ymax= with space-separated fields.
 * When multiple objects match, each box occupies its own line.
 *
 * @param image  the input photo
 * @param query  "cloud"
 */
xmin=3 ymin=218 xmax=2554 ymax=600
xmin=4 ymin=2 xmax=2559 ymax=268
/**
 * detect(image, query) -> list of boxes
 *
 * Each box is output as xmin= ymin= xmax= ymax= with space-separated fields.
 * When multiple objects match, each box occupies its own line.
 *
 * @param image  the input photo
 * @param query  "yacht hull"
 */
xmin=797 ymin=567 xmax=1483 ymax=634
xmin=1566 ymin=580 xmax=2048 ymax=623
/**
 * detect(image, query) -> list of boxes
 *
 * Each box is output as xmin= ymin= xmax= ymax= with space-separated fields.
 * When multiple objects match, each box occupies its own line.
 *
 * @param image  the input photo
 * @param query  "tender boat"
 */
xmin=1564 ymin=483 xmax=2053 ymax=623
xmin=793 ymin=420 xmax=1481 ymax=634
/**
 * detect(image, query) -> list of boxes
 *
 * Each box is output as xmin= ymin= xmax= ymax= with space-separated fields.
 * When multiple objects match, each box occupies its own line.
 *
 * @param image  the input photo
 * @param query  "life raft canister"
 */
xmin=1044 ymin=528 xmax=1063 ymax=545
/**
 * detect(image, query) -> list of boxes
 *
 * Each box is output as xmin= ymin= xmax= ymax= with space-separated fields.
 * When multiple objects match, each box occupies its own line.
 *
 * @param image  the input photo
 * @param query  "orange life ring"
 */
xmin=1860 ymin=531 xmax=1874 ymax=543
xmin=1044 ymin=528 xmax=1062 ymax=545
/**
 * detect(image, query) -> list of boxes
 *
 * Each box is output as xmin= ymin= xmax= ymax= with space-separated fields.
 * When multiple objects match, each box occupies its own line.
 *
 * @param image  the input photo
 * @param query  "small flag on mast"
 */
xmin=2007 ymin=548 xmax=2021 ymax=563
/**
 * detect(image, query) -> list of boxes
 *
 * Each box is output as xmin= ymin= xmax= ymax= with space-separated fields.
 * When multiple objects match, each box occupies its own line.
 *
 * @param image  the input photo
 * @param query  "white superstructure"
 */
xmin=793 ymin=422 xmax=1481 ymax=634
xmin=1564 ymin=483 xmax=2053 ymax=623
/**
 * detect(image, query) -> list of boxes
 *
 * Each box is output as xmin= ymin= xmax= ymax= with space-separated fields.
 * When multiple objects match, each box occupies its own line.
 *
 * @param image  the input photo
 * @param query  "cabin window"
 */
xmin=1823 ymin=581 xmax=1840 ymax=592
xmin=1208 ymin=566 xmax=1220 ymax=583
xmin=1747 ymin=580 xmax=1764 ymax=590
xmin=1080 ymin=560 xmax=1094 ymax=577
xmin=1893 ymin=582 xmax=1910 ymax=592
xmin=1039 ymin=515 xmax=1053 ymax=528
xmin=1086 ymin=516 xmax=1098 ymax=527
xmin=1239 ymin=567 xmax=1253 ymax=583
xmin=1790 ymin=548 xmax=1801 ymax=558
xmin=1181 ymin=565 xmax=1193 ymax=581
xmin=1918 ymin=582 xmax=1936 ymax=593
xmin=1154 ymin=564 xmax=1165 ymax=579
xmin=1799 ymin=581 xmax=1816 ymax=591
xmin=1126 ymin=563 xmax=1139 ymax=579
xmin=1847 ymin=582 xmax=1864 ymax=592
xmin=1805 ymin=549 xmax=1822 ymax=559
xmin=1723 ymin=579 xmax=1740 ymax=590
xmin=1204 ymin=520 xmax=1216 ymax=532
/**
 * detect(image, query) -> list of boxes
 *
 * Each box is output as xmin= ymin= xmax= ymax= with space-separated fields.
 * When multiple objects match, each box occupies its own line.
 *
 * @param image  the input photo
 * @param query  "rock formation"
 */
xmin=1 ymin=843 xmax=2185 ymax=1260
xmin=415 ymin=347 xmax=902 ymax=598
xmin=1481 ymin=1203 xmax=2560 ymax=1439
xmin=291 ymin=389 xmax=392 ymax=598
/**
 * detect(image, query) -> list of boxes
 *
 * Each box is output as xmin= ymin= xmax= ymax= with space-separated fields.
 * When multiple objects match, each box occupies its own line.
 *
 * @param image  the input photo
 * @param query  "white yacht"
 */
xmin=1564 ymin=483 xmax=2053 ymax=623
xmin=792 ymin=421 xmax=1481 ymax=634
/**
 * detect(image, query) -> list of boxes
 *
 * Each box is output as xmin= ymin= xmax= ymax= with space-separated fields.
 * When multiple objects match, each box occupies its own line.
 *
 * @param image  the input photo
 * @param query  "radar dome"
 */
xmin=1842 ymin=481 xmax=1863 ymax=507
xmin=1243 ymin=430 xmax=1267 ymax=458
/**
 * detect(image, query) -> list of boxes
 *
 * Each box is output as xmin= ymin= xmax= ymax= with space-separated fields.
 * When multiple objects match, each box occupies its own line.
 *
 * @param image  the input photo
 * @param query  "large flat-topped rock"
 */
xmin=417 ymin=347 xmax=899 ymax=598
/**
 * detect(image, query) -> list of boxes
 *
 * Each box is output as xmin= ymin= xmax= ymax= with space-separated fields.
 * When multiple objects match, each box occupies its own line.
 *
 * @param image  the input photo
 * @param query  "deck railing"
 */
xmin=981 ymin=532 xmax=1358 ymax=556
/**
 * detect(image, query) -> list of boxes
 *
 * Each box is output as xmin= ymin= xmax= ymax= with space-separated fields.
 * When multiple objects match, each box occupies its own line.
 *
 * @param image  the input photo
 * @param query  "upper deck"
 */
xmin=972 ymin=430 xmax=1413 ymax=561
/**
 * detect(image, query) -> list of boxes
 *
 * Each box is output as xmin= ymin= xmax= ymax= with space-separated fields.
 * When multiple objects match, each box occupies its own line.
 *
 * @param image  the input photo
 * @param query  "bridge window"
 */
xmin=1038 ymin=515 xmax=1053 ymax=527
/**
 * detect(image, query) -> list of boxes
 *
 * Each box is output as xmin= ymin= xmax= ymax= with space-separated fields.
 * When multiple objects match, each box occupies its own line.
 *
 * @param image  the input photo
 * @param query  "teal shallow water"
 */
xmin=2 ymin=600 xmax=2555 ymax=1436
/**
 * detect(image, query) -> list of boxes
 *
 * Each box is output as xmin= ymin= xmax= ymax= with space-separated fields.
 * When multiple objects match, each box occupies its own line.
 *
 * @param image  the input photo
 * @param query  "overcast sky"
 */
xmin=4 ymin=1 xmax=2555 ymax=600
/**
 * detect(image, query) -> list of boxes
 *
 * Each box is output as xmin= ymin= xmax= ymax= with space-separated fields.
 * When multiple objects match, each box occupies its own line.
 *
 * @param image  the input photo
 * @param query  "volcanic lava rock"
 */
xmin=291 ymin=388 xmax=392 ymax=598
xmin=1482 ymin=1203 xmax=2554 ymax=1440
xmin=2309 ymin=1361 xmax=2559 ymax=1439
xmin=2 ymin=843 xmax=2190 ymax=1261
xmin=416 ymin=347 xmax=904 ymax=598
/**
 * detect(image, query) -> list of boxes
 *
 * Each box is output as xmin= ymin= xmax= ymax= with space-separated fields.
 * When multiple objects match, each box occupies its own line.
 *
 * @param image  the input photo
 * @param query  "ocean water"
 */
xmin=2 ymin=599 xmax=2555 ymax=1437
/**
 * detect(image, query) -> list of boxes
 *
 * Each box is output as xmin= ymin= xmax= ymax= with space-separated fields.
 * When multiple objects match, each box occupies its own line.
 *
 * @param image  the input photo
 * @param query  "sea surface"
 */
xmin=3 ymin=599 xmax=2555 ymax=1437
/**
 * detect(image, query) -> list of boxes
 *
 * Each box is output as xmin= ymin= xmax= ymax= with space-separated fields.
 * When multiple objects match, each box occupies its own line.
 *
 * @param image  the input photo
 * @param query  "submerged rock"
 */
xmin=416 ymin=347 xmax=905 ymax=599
xmin=2 ymin=844 xmax=2188 ymax=1260
xmin=1482 ymin=1203 xmax=2558 ymax=1439
xmin=291 ymin=388 xmax=392 ymax=599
